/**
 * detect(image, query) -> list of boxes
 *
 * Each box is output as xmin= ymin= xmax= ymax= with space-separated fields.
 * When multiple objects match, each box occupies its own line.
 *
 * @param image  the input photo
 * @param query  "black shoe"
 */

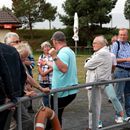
xmin=108 ymin=99 xmax=112 ymax=103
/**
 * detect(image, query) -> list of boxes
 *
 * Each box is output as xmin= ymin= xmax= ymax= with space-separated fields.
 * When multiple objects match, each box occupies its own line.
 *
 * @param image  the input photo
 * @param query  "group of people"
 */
xmin=0 ymin=31 xmax=78 ymax=130
xmin=85 ymin=28 xmax=130 ymax=130
xmin=1 ymin=28 xmax=130 ymax=130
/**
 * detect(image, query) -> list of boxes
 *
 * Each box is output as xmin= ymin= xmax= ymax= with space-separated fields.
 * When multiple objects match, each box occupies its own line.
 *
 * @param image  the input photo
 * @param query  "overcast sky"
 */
xmin=0 ymin=0 xmax=129 ymax=29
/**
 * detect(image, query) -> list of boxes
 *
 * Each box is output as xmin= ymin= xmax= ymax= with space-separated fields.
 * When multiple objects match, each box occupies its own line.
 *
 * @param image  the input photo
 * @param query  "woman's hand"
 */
xmin=25 ymin=90 xmax=37 ymax=97
xmin=40 ymin=87 xmax=50 ymax=93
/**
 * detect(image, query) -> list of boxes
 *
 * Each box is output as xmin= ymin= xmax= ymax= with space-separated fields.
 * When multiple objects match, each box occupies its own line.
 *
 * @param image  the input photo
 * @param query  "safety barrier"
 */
xmin=0 ymin=77 xmax=130 ymax=130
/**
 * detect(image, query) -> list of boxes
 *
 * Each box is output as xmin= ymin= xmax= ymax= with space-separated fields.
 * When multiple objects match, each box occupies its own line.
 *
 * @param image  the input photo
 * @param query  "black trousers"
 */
xmin=45 ymin=93 xmax=76 ymax=130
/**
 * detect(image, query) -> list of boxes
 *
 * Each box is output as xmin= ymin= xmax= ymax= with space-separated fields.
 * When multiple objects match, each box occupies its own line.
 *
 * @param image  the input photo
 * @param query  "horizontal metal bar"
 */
xmin=101 ymin=122 xmax=128 ymax=130
xmin=0 ymin=77 xmax=130 ymax=112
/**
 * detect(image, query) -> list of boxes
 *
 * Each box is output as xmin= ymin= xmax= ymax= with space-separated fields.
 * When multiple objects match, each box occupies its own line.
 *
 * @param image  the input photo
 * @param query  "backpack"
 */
xmin=115 ymin=40 xmax=130 ymax=56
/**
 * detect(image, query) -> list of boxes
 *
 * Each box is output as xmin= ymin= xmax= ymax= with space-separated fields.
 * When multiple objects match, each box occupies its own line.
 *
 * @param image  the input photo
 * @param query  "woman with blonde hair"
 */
xmin=14 ymin=42 xmax=50 ymax=94
xmin=37 ymin=41 xmax=53 ymax=107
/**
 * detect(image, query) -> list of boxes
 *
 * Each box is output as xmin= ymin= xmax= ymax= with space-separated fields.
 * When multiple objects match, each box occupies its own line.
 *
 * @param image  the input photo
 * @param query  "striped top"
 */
xmin=111 ymin=41 xmax=130 ymax=68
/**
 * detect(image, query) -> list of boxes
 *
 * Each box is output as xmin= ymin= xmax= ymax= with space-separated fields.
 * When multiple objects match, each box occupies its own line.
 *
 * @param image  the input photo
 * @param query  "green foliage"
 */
xmin=59 ymin=0 xmax=117 ymax=46
xmin=60 ymin=0 xmax=117 ymax=27
xmin=12 ymin=0 xmax=57 ymax=30
xmin=124 ymin=0 xmax=130 ymax=19
xmin=16 ymin=29 xmax=56 ymax=50
xmin=40 ymin=2 xmax=57 ymax=29
xmin=16 ymin=27 xmax=118 ymax=53
xmin=124 ymin=0 xmax=130 ymax=28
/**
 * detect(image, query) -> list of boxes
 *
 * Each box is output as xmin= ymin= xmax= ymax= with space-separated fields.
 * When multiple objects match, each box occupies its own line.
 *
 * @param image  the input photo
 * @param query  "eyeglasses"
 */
xmin=8 ymin=40 xmax=21 ymax=44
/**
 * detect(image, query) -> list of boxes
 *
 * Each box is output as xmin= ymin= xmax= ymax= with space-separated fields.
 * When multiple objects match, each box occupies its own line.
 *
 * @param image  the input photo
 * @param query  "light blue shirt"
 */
xmin=111 ymin=41 xmax=130 ymax=68
xmin=52 ymin=47 xmax=78 ymax=97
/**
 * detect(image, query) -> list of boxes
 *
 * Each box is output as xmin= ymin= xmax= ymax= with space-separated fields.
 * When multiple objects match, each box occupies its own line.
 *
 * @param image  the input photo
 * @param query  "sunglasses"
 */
xmin=8 ymin=40 xmax=21 ymax=44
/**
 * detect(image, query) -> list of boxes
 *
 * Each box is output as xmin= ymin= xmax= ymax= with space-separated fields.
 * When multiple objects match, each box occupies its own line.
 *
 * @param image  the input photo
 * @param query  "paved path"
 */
xmin=62 ymin=89 xmax=130 ymax=130
xmin=32 ymin=89 xmax=130 ymax=130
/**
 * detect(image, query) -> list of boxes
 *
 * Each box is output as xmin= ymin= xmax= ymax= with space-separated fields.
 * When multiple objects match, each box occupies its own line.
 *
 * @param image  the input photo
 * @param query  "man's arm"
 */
xmin=85 ymin=53 xmax=104 ymax=70
xmin=49 ymin=48 xmax=68 ymax=73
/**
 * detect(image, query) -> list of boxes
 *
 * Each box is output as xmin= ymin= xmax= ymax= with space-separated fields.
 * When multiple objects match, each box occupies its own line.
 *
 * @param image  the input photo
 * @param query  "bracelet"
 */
xmin=53 ymin=57 xmax=58 ymax=61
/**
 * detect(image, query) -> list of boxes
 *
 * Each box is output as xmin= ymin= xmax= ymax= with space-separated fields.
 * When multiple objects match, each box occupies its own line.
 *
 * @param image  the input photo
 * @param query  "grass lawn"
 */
xmin=33 ymin=54 xmax=89 ymax=84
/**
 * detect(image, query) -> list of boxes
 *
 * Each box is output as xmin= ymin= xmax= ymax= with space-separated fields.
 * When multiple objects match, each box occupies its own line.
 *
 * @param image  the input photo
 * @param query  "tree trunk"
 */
xmin=99 ymin=22 xmax=102 ymax=28
xmin=129 ymin=19 xmax=130 ymax=29
xmin=49 ymin=20 xmax=51 ymax=29
xmin=29 ymin=21 xmax=33 ymax=39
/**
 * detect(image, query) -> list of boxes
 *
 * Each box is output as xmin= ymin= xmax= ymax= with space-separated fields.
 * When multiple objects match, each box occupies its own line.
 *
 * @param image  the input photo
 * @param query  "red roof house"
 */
xmin=0 ymin=10 xmax=22 ymax=30
xmin=0 ymin=9 xmax=22 ymax=42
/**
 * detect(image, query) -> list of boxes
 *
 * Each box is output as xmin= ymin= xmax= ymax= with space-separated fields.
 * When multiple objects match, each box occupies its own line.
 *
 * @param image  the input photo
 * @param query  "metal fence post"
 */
xmin=17 ymin=102 xmax=22 ymax=130
xmin=92 ymin=85 xmax=98 ymax=130
xmin=53 ymin=93 xmax=58 ymax=115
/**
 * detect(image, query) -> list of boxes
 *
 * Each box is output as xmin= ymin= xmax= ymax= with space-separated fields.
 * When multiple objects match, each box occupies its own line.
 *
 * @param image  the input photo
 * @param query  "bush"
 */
xmin=16 ymin=27 xmax=119 ymax=53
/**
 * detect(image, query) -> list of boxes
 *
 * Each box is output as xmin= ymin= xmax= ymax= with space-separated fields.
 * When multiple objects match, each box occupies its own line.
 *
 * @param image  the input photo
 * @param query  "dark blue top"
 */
xmin=0 ymin=43 xmax=27 ymax=103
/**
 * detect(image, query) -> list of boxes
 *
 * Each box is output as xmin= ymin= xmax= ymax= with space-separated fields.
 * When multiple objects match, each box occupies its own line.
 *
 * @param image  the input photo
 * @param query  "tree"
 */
xmin=42 ymin=3 xmax=57 ymax=29
xmin=124 ymin=0 xmax=130 ymax=29
xmin=12 ymin=0 xmax=57 ymax=31
xmin=60 ymin=0 xmax=117 ymax=28
xmin=59 ymin=0 xmax=117 ymax=46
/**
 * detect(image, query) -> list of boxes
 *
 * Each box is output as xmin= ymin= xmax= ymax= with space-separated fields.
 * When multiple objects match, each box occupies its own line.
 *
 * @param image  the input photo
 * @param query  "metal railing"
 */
xmin=1 ymin=77 xmax=130 ymax=130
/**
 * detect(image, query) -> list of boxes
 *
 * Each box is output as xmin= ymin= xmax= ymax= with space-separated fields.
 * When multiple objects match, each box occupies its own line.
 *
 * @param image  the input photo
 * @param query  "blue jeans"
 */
xmin=40 ymin=83 xmax=51 ymax=107
xmin=104 ymin=84 xmax=123 ymax=114
xmin=114 ymin=67 xmax=130 ymax=117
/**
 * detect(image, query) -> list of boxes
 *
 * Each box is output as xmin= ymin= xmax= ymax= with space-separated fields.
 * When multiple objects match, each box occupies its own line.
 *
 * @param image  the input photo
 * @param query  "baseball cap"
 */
xmin=51 ymin=31 xmax=66 ymax=41
xmin=41 ymin=41 xmax=51 ymax=48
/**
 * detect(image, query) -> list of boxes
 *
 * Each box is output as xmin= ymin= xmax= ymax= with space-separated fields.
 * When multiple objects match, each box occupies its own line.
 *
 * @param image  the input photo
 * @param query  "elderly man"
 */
xmin=84 ymin=35 xmax=124 ymax=130
xmin=4 ymin=32 xmax=35 ymax=113
xmin=111 ymin=28 xmax=130 ymax=122
xmin=4 ymin=32 xmax=35 ymax=130
xmin=46 ymin=31 xmax=78 ymax=129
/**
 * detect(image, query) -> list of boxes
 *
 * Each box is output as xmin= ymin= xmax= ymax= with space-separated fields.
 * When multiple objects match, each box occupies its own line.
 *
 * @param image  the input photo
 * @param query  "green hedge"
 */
xmin=16 ymin=27 xmax=127 ymax=53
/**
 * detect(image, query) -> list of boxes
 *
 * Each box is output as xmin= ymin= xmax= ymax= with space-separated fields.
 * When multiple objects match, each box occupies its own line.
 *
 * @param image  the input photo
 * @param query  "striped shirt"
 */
xmin=37 ymin=54 xmax=53 ymax=84
xmin=111 ymin=41 xmax=130 ymax=68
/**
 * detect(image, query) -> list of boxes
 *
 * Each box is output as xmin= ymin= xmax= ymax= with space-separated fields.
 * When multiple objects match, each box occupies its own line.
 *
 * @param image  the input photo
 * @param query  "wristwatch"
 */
xmin=53 ymin=57 xmax=58 ymax=61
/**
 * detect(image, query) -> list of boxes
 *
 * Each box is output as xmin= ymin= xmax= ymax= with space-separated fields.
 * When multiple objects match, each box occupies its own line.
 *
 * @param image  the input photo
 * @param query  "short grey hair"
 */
xmin=93 ymin=35 xmax=108 ymax=46
xmin=41 ymin=41 xmax=51 ymax=48
xmin=51 ymin=31 xmax=66 ymax=42
xmin=4 ymin=32 xmax=19 ymax=45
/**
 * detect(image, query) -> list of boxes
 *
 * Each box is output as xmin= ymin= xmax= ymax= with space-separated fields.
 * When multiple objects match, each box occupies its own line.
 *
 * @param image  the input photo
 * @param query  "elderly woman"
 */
xmin=14 ymin=42 xmax=50 ymax=94
xmin=84 ymin=35 xmax=124 ymax=130
xmin=37 ymin=41 xmax=53 ymax=107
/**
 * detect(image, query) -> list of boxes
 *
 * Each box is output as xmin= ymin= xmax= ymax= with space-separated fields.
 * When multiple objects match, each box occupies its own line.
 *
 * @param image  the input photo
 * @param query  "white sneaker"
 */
xmin=115 ymin=117 xmax=123 ymax=123
xmin=98 ymin=120 xmax=103 ymax=128
xmin=124 ymin=117 xmax=130 ymax=122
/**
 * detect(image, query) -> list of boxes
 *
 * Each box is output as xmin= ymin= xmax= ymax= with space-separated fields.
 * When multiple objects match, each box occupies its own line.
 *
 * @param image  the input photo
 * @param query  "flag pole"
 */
xmin=75 ymin=41 xmax=77 ymax=55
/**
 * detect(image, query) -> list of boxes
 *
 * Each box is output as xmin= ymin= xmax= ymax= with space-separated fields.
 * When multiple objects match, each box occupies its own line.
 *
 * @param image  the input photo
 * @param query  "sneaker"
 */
xmin=98 ymin=120 xmax=103 ymax=128
xmin=115 ymin=117 xmax=123 ymax=123
xmin=124 ymin=117 xmax=130 ymax=122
